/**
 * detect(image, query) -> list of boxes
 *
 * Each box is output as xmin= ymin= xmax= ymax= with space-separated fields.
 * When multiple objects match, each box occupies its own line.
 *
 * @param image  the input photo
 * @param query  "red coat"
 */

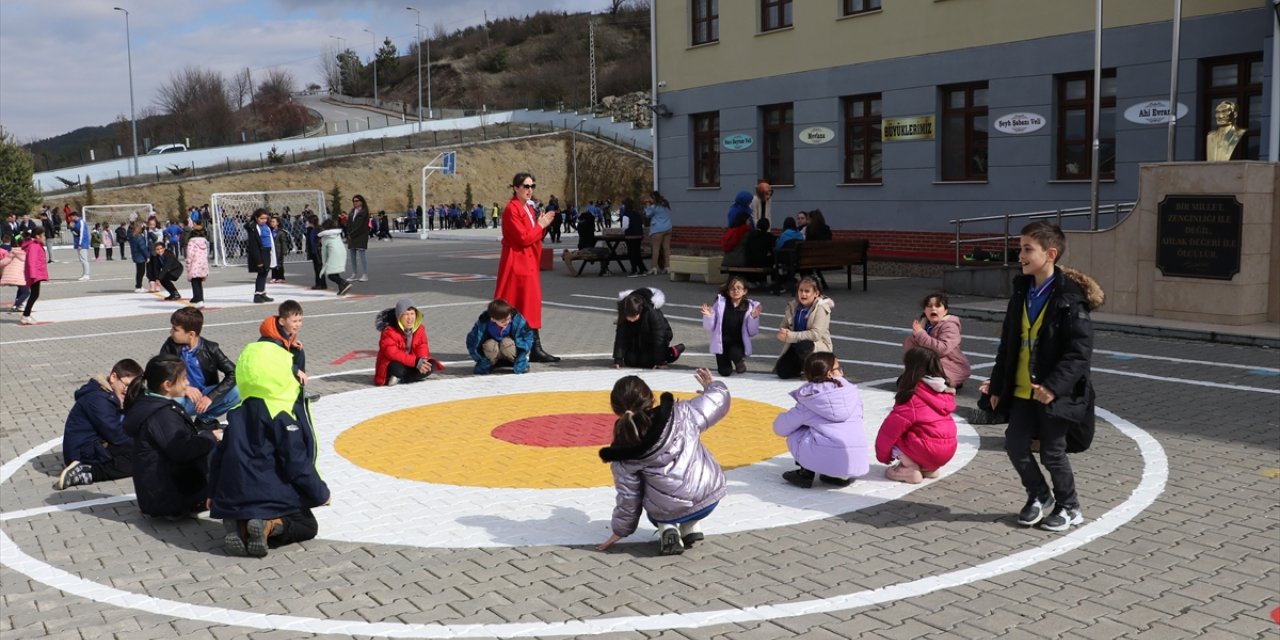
xmin=874 ymin=380 xmax=958 ymax=471
xmin=494 ymin=197 xmax=545 ymax=328
xmin=374 ymin=312 xmax=432 ymax=386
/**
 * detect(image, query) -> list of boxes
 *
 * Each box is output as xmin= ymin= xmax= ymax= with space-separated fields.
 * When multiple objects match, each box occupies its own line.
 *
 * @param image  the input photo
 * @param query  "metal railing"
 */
xmin=949 ymin=202 xmax=1135 ymax=267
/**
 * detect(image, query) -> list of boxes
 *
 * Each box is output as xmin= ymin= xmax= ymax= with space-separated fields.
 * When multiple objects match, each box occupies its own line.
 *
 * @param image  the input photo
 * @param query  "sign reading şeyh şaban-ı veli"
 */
xmin=881 ymin=115 xmax=935 ymax=141
xmin=1156 ymin=195 xmax=1243 ymax=280
xmin=722 ymin=134 xmax=754 ymax=151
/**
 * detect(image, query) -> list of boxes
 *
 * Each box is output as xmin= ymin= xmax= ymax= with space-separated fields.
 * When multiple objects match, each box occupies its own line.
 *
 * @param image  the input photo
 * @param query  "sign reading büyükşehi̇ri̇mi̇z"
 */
xmin=1156 ymin=195 xmax=1243 ymax=280
xmin=881 ymin=115 xmax=935 ymax=141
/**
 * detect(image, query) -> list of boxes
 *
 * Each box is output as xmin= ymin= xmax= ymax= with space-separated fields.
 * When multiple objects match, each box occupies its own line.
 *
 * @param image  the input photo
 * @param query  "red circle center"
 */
xmin=490 ymin=413 xmax=616 ymax=448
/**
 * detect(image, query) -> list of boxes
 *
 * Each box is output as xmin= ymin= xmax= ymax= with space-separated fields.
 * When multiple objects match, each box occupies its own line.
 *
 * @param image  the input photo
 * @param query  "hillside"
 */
xmin=42 ymin=134 xmax=652 ymax=218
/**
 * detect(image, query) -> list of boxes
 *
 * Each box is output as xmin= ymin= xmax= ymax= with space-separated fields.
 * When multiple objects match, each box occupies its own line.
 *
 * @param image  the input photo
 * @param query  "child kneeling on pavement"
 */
xmin=466 ymin=298 xmax=534 ymax=374
xmin=209 ymin=340 xmax=330 ymax=557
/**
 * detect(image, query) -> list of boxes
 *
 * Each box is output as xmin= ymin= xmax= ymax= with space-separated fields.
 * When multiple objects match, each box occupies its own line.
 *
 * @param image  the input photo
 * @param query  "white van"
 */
xmin=146 ymin=143 xmax=188 ymax=155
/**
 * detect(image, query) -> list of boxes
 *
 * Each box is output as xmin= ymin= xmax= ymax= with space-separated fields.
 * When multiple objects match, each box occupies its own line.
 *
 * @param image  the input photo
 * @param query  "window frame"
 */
xmin=760 ymin=102 xmax=795 ymax=186
xmin=940 ymin=82 xmax=989 ymax=182
xmin=691 ymin=0 xmax=718 ymax=46
xmin=842 ymin=0 xmax=881 ymax=17
xmin=1199 ymin=52 xmax=1263 ymax=161
xmin=841 ymin=94 xmax=882 ymax=185
xmin=1055 ymin=69 xmax=1116 ymax=180
xmin=692 ymin=111 xmax=721 ymax=188
xmin=760 ymin=0 xmax=793 ymax=32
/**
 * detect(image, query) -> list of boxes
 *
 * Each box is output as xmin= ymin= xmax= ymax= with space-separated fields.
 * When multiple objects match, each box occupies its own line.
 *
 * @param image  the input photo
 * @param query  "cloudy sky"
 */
xmin=0 ymin=0 xmax=602 ymax=143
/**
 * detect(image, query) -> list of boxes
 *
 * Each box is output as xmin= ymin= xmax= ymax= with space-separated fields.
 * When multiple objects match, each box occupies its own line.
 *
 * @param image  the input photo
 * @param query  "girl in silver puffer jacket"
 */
xmin=597 ymin=368 xmax=729 ymax=556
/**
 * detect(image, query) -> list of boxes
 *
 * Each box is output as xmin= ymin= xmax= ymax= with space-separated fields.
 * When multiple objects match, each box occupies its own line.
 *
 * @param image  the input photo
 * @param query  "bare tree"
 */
xmin=256 ymin=68 xmax=295 ymax=107
xmin=318 ymin=41 xmax=341 ymax=92
xmin=154 ymin=66 xmax=236 ymax=147
xmin=232 ymin=67 xmax=253 ymax=109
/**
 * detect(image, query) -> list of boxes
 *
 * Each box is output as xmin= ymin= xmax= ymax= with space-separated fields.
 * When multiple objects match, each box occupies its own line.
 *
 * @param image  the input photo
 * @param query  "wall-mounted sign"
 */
xmin=1124 ymin=100 xmax=1188 ymax=125
xmin=798 ymin=126 xmax=835 ymax=145
xmin=993 ymin=112 xmax=1046 ymax=135
xmin=722 ymin=134 xmax=754 ymax=151
xmin=881 ymin=115 xmax=935 ymax=141
xmin=1156 ymin=195 xmax=1242 ymax=280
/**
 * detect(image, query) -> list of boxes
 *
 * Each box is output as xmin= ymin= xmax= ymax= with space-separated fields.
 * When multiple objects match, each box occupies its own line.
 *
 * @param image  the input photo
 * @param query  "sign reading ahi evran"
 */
xmin=1123 ymin=100 xmax=1188 ymax=125
xmin=798 ymin=126 xmax=835 ymax=145
xmin=993 ymin=112 xmax=1046 ymax=135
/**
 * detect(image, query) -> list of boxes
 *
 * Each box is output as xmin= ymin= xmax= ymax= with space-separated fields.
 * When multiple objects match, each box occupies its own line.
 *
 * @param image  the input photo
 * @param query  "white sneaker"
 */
xmin=134 ymin=288 xmax=146 ymax=293
xmin=194 ymin=302 xmax=206 ymax=309
xmin=77 ymin=275 xmax=90 ymax=281
xmin=678 ymin=520 xmax=704 ymax=547
xmin=658 ymin=524 xmax=685 ymax=556
xmin=19 ymin=316 xmax=34 ymax=325
xmin=357 ymin=274 xmax=368 ymax=282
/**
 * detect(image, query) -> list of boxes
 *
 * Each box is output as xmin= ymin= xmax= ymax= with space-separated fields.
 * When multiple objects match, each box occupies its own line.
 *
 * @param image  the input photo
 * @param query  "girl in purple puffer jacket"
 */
xmin=597 ymin=368 xmax=729 ymax=556
xmin=772 ymin=353 xmax=869 ymax=488
xmin=701 ymin=276 xmax=762 ymax=376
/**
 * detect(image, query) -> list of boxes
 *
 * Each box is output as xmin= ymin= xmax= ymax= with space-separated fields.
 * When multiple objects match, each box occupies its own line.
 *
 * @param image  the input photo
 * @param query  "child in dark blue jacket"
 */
xmin=210 ymin=340 xmax=330 ymax=557
xmin=466 ymin=298 xmax=535 ymax=374
xmin=56 ymin=359 xmax=144 ymax=490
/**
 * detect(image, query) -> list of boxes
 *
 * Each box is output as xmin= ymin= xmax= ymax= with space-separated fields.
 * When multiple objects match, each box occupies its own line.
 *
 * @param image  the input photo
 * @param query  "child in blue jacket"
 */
xmin=56 ymin=358 xmax=144 ymax=490
xmin=466 ymin=298 xmax=535 ymax=374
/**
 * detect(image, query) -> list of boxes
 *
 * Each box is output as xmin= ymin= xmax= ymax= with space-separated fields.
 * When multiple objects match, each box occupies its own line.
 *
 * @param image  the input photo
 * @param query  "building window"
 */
xmin=1056 ymin=70 xmax=1115 ymax=180
xmin=692 ymin=0 xmax=718 ymax=46
xmin=692 ymin=112 xmax=720 ymax=188
xmin=941 ymin=83 xmax=988 ymax=181
xmin=842 ymin=94 xmax=881 ymax=184
xmin=1201 ymin=53 xmax=1262 ymax=161
xmin=761 ymin=0 xmax=792 ymax=32
xmin=842 ymin=0 xmax=881 ymax=16
xmin=761 ymin=103 xmax=794 ymax=185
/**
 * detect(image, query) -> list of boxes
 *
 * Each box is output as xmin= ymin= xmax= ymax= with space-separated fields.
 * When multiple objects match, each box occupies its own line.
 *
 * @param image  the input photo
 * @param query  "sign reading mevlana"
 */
xmin=993 ymin=112 xmax=1046 ymax=135
xmin=798 ymin=126 xmax=835 ymax=145
xmin=722 ymin=134 xmax=754 ymax=151
xmin=1156 ymin=195 xmax=1242 ymax=280
xmin=881 ymin=116 xmax=935 ymax=141
xmin=1124 ymin=100 xmax=1188 ymax=125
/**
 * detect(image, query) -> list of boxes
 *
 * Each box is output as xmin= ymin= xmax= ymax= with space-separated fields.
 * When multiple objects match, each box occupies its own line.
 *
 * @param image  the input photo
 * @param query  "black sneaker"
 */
xmin=782 ymin=467 xmax=816 ymax=488
xmin=195 ymin=418 xmax=221 ymax=432
xmin=260 ymin=294 xmax=274 ymax=303
xmin=223 ymin=520 xmax=248 ymax=557
xmin=818 ymin=475 xmax=854 ymax=487
xmin=54 ymin=461 xmax=94 ymax=490
xmin=1039 ymin=506 xmax=1084 ymax=532
xmin=338 ymin=282 xmax=353 ymax=296
xmin=164 ymin=293 xmax=182 ymax=301
xmin=253 ymin=294 xmax=267 ymax=304
xmin=669 ymin=343 xmax=685 ymax=363
xmin=1017 ymin=492 xmax=1054 ymax=526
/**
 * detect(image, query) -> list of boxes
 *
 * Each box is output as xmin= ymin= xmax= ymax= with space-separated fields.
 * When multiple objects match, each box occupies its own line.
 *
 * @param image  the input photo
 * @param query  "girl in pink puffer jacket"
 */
xmin=1 ymin=242 xmax=30 ymax=312
xmin=876 ymin=347 xmax=958 ymax=484
xmin=597 ymin=368 xmax=729 ymax=556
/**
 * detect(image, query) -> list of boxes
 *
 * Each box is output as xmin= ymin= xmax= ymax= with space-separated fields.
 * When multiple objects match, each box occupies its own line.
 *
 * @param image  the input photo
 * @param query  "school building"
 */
xmin=652 ymin=1 xmax=1274 ymax=260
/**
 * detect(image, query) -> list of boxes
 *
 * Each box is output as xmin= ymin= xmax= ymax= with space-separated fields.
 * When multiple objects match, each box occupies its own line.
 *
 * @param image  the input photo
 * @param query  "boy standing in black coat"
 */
xmin=984 ymin=222 xmax=1103 ymax=532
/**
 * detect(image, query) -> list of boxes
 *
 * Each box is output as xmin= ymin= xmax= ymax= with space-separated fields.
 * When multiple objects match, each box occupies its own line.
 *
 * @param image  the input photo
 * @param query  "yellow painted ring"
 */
xmin=334 ymin=391 xmax=789 ymax=488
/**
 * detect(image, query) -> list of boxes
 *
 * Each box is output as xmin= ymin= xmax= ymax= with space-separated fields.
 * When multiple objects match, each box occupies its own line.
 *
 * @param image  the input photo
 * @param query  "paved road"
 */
xmin=1 ymin=235 xmax=1276 ymax=639
xmin=295 ymin=94 xmax=408 ymax=136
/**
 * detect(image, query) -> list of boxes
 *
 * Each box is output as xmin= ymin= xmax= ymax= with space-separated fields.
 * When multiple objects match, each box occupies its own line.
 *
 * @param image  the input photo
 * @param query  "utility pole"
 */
xmin=364 ymin=28 xmax=378 ymax=103
xmin=329 ymin=35 xmax=346 ymax=95
xmin=589 ymin=20 xmax=597 ymax=112
xmin=407 ymin=7 xmax=423 ymax=128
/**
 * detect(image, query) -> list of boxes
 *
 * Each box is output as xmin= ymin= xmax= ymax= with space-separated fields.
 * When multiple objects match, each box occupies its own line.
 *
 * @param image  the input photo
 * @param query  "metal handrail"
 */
xmin=949 ymin=202 xmax=1135 ymax=267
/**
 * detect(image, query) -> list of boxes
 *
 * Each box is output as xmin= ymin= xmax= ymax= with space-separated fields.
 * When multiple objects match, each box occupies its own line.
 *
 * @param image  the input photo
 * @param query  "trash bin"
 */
xmin=540 ymin=247 xmax=553 ymax=272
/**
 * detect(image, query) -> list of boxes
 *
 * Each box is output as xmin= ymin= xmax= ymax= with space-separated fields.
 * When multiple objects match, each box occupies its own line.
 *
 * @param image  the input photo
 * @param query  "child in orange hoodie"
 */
xmin=258 ymin=299 xmax=307 ymax=387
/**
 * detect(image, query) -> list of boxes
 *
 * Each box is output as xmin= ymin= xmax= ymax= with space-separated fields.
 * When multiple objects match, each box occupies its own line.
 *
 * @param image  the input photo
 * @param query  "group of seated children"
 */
xmin=56 ymin=302 xmax=328 ymax=558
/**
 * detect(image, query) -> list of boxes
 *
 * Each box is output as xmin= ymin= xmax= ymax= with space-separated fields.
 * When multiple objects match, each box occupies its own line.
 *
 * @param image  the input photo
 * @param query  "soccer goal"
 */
xmin=81 ymin=203 xmax=156 ymax=234
xmin=209 ymin=190 xmax=327 ymax=267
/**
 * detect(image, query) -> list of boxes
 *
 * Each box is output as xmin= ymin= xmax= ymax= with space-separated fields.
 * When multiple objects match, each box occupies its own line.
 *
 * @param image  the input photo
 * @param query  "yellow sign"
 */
xmin=882 ymin=115 xmax=936 ymax=141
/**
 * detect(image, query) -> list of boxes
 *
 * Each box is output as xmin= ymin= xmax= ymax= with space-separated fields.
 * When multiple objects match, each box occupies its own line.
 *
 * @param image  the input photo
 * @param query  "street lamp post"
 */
xmin=363 ymin=28 xmax=378 ymax=104
xmin=329 ymin=35 xmax=345 ymax=95
xmin=113 ymin=6 xmax=139 ymax=176
xmin=406 ymin=6 xmax=422 ymax=128
xmin=572 ymin=118 xmax=587 ymax=210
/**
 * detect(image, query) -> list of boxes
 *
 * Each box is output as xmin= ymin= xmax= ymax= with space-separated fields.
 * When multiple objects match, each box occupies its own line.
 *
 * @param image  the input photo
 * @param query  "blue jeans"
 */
xmin=180 ymin=384 xmax=241 ymax=421
xmin=347 ymin=248 xmax=367 ymax=276
xmin=650 ymin=501 xmax=719 ymax=526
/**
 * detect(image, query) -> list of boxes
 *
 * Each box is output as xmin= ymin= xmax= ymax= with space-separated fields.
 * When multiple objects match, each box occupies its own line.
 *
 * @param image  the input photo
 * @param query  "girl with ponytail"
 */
xmin=122 ymin=355 xmax=222 ymax=518
xmin=597 ymin=368 xmax=730 ymax=556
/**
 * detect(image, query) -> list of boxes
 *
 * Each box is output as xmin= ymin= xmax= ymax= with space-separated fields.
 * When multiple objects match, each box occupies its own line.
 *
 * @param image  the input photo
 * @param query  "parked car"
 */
xmin=146 ymin=144 xmax=188 ymax=155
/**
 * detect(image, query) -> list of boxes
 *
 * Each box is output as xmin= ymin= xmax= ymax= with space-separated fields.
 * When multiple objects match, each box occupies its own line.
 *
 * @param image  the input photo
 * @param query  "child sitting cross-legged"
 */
xmin=466 ymin=298 xmax=534 ymax=374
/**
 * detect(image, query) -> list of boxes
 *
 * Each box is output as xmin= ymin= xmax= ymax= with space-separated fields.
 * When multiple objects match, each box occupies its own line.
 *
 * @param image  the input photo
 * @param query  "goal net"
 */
xmin=81 ymin=203 xmax=156 ymax=240
xmin=209 ymin=190 xmax=327 ymax=267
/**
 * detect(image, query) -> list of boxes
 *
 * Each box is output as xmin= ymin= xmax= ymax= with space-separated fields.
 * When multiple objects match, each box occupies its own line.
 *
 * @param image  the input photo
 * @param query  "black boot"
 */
xmin=529 ymin=329 xmax=560 ymax=363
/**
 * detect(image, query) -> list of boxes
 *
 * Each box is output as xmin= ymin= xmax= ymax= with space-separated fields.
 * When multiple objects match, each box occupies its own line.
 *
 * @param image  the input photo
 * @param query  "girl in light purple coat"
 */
xmin=772 ymin=353 xmax=870 ymax=488
xmin=597 ymin=368 xmax=729 ymax=556
xmin=701 ymin=276 xmax=762 ymax=376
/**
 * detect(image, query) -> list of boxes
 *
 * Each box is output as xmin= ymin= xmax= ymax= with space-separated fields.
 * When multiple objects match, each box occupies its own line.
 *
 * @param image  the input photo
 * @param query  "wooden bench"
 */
xmin=795 ymin=239 xmax=871 ymax=291
xmin=668 ymin=255 xmax=725 ymax=284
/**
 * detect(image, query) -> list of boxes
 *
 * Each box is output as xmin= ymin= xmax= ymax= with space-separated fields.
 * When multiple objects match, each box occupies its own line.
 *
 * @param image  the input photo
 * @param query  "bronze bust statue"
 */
xmin=1206 ymin=100 xmax=1245 ymax=161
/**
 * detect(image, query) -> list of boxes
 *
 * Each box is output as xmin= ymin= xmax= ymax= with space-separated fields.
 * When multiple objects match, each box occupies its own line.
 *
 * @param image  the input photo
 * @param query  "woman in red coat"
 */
xmin=494 ymin=172 xmax=559 ymax=362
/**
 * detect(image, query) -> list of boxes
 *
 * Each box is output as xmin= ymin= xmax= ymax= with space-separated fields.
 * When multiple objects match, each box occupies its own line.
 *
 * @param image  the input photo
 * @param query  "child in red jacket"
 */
xmin=374 ymin=298 xmax=442 ymax=386
xmin=875 ymin=347 xmax=958 ymax=484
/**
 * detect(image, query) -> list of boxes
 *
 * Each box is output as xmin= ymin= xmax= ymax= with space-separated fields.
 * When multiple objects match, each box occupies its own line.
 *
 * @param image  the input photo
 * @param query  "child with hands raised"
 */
xmin=701 ymin=276 xmax=762 ymax=376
